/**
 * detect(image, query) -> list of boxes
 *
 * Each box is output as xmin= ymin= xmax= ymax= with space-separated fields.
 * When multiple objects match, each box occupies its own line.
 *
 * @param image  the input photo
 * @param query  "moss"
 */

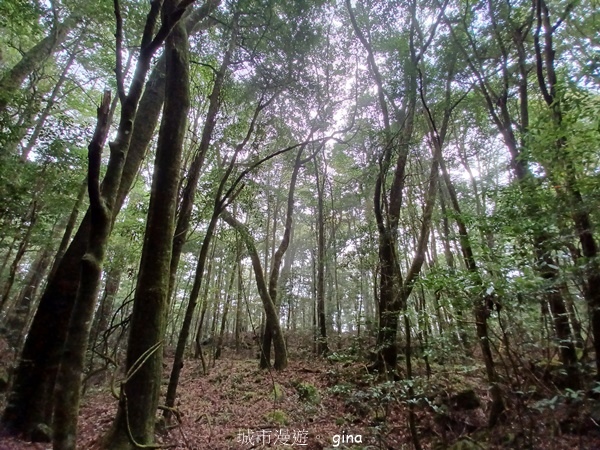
xmin=295 ymin=382 xmax=320 ymax=404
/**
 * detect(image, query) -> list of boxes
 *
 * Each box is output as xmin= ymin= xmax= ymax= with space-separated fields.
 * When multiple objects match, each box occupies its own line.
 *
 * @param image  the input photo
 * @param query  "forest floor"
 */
xmin=1 ymin=344 xmax=600 ymax=449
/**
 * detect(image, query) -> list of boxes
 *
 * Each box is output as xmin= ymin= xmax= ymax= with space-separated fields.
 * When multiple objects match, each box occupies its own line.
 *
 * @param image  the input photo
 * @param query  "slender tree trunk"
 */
xmin=314 ymin=155 xmax=328 ymax=356
xmin=261 ymin=148 xmax=305 ymax=366
xmin=168 ymin=15 xmax=237 ymax=301
xmin=48 ymin=178 xmax=87 ymax=280
xmin=194 ymin=242 xmax=215 ymax=359
xmin=222 ymin=210 xmax=288 ymax=370
xmin=438 ymin=152 xmax=506 ymax=426
xmin=0 ymin=236 xmax=17 ymax=282
xmin=166 ymin=212 xmax=220 ymax=417
xmin=215 ymin=255 xmax=237 ymax=360
xmin=533 ymin=0 xmax=600 ymax=377
xmin=87 ymin=267 xmax=122 ymax=373
xmin=235 ymin=260 xmax=243 ymax=352
xmin=21 ymin=50 xmax=78 ymax=161
xmin=448 ymin=4 xmax=579 ymax=382
xmin=4 ymin=93 xmax=41 ymax=156
xmin=0 ymin=201 xmax=37 ymax=314
xmin=2 ymin=246 xmax=52 ymax=349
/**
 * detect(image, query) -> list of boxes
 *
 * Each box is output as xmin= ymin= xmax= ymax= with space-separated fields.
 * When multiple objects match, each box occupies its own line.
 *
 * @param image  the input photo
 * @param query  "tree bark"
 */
xmin=1 ymin=246 xmax=51 ymax=350
xmin=168 ymin=13 xmax=237 ymax=301
xmin=444 ymin=5 xmax=580 ymax=382
xmin=314 ymin=153 xmax=329 ymax=356
xmin=48 ymin=178 xmax=87 ymax=280
xmin=215 ymin=255 xmax=238 ymax=360
xmin=261 ymin=148 xmax=306 ymax=366
xmin=52 ymin=90 xmax=113 ymax=450
xmin=0 ymin=201 xmax=37 ymax=314
xmin=20 ymin=50 xmax=78 ymax=162
xmin=534 ymin=0 xmax=600 ymax=378
xmin=105 ymin=2 xmax=190 ymax=446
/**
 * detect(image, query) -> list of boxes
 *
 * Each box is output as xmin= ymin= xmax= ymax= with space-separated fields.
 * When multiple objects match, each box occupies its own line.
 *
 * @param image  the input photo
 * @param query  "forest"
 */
xmin=0 ymin=0 xmax=599 ymax=448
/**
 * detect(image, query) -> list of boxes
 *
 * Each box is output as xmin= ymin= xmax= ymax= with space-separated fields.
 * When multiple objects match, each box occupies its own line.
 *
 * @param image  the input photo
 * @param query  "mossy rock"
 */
xmin=295 ymin=382 xmax=320 ymax=404
xmin=264 ymin=409 xmax=289 ymax=426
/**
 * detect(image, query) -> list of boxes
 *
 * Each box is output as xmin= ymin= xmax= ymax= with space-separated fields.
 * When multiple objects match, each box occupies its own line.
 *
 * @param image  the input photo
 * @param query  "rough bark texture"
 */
xmin=105 ymin=2 xmax=190 ymax=446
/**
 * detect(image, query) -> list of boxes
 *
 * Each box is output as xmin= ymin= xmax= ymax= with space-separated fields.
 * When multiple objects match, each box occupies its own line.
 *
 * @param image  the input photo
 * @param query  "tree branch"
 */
xmin=88 ymin=90 xmax=112 ymax=216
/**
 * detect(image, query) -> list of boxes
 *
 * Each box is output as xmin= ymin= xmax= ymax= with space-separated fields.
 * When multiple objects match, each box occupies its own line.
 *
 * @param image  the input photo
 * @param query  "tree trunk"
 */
xmin=1 ymin=4 xmax=217 ymax=437
xmin=222 ymin=210 xmax=288 ymax=370
xmin=87 ymin=267 xmax=122 ymax=374
xmin=167 ymin=14 xmax=237 ymax=301
xmin=261 ymin=148 xmax=305 ymax=366
xmin=449 ymin=3 xmax=579 ymax=382
xmin=52 ymin=90 xmax=113 ymax=450
xmin=0 ymin=201 xmax=37 ymax=314
xmin=314 ymin=154 xmax=329 ymax=356
xmin=533 ymin=0 xmax=600 ymax=378
xmin=215 ymin=255 xmax=238 ymax=360
xmin=1 ymin=246 xmax=52 ymax=350
xmin=48 ymin=178 xmax=87 ymax=280
xmin=438 ymin=149 xmax=506 ymax=426
xmin=165 ymin=212 xmax=220 ymax=417
xmin=20 ymin=50 xmax=78 ymax=161
xmin=105 ymin=3 xmax=190 ymax=446
xmin=235 ymin=260 xmax=244 ymax=352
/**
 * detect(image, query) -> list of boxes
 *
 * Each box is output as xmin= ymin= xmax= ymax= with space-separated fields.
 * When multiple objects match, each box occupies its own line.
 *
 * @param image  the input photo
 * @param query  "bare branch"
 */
xmin=114 ymin=0 xmax=126 ymax=103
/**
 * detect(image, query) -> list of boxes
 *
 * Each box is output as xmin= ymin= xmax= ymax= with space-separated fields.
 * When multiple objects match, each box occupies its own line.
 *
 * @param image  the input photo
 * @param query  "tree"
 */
xmin=104 ymin=0 xmax=191 ymax=447
xmin=1 ymin=1 xmax=217 ymax=439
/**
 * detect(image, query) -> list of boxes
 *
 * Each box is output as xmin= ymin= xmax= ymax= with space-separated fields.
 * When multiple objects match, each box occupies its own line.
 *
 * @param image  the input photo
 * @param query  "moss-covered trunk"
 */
xmin=52 ymin=91 xmax=113 ymax=450
xmin=0 ymin=5 xmax=216 ymax=437
xmin=104 ymin=3 xmax=189 ymax=446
